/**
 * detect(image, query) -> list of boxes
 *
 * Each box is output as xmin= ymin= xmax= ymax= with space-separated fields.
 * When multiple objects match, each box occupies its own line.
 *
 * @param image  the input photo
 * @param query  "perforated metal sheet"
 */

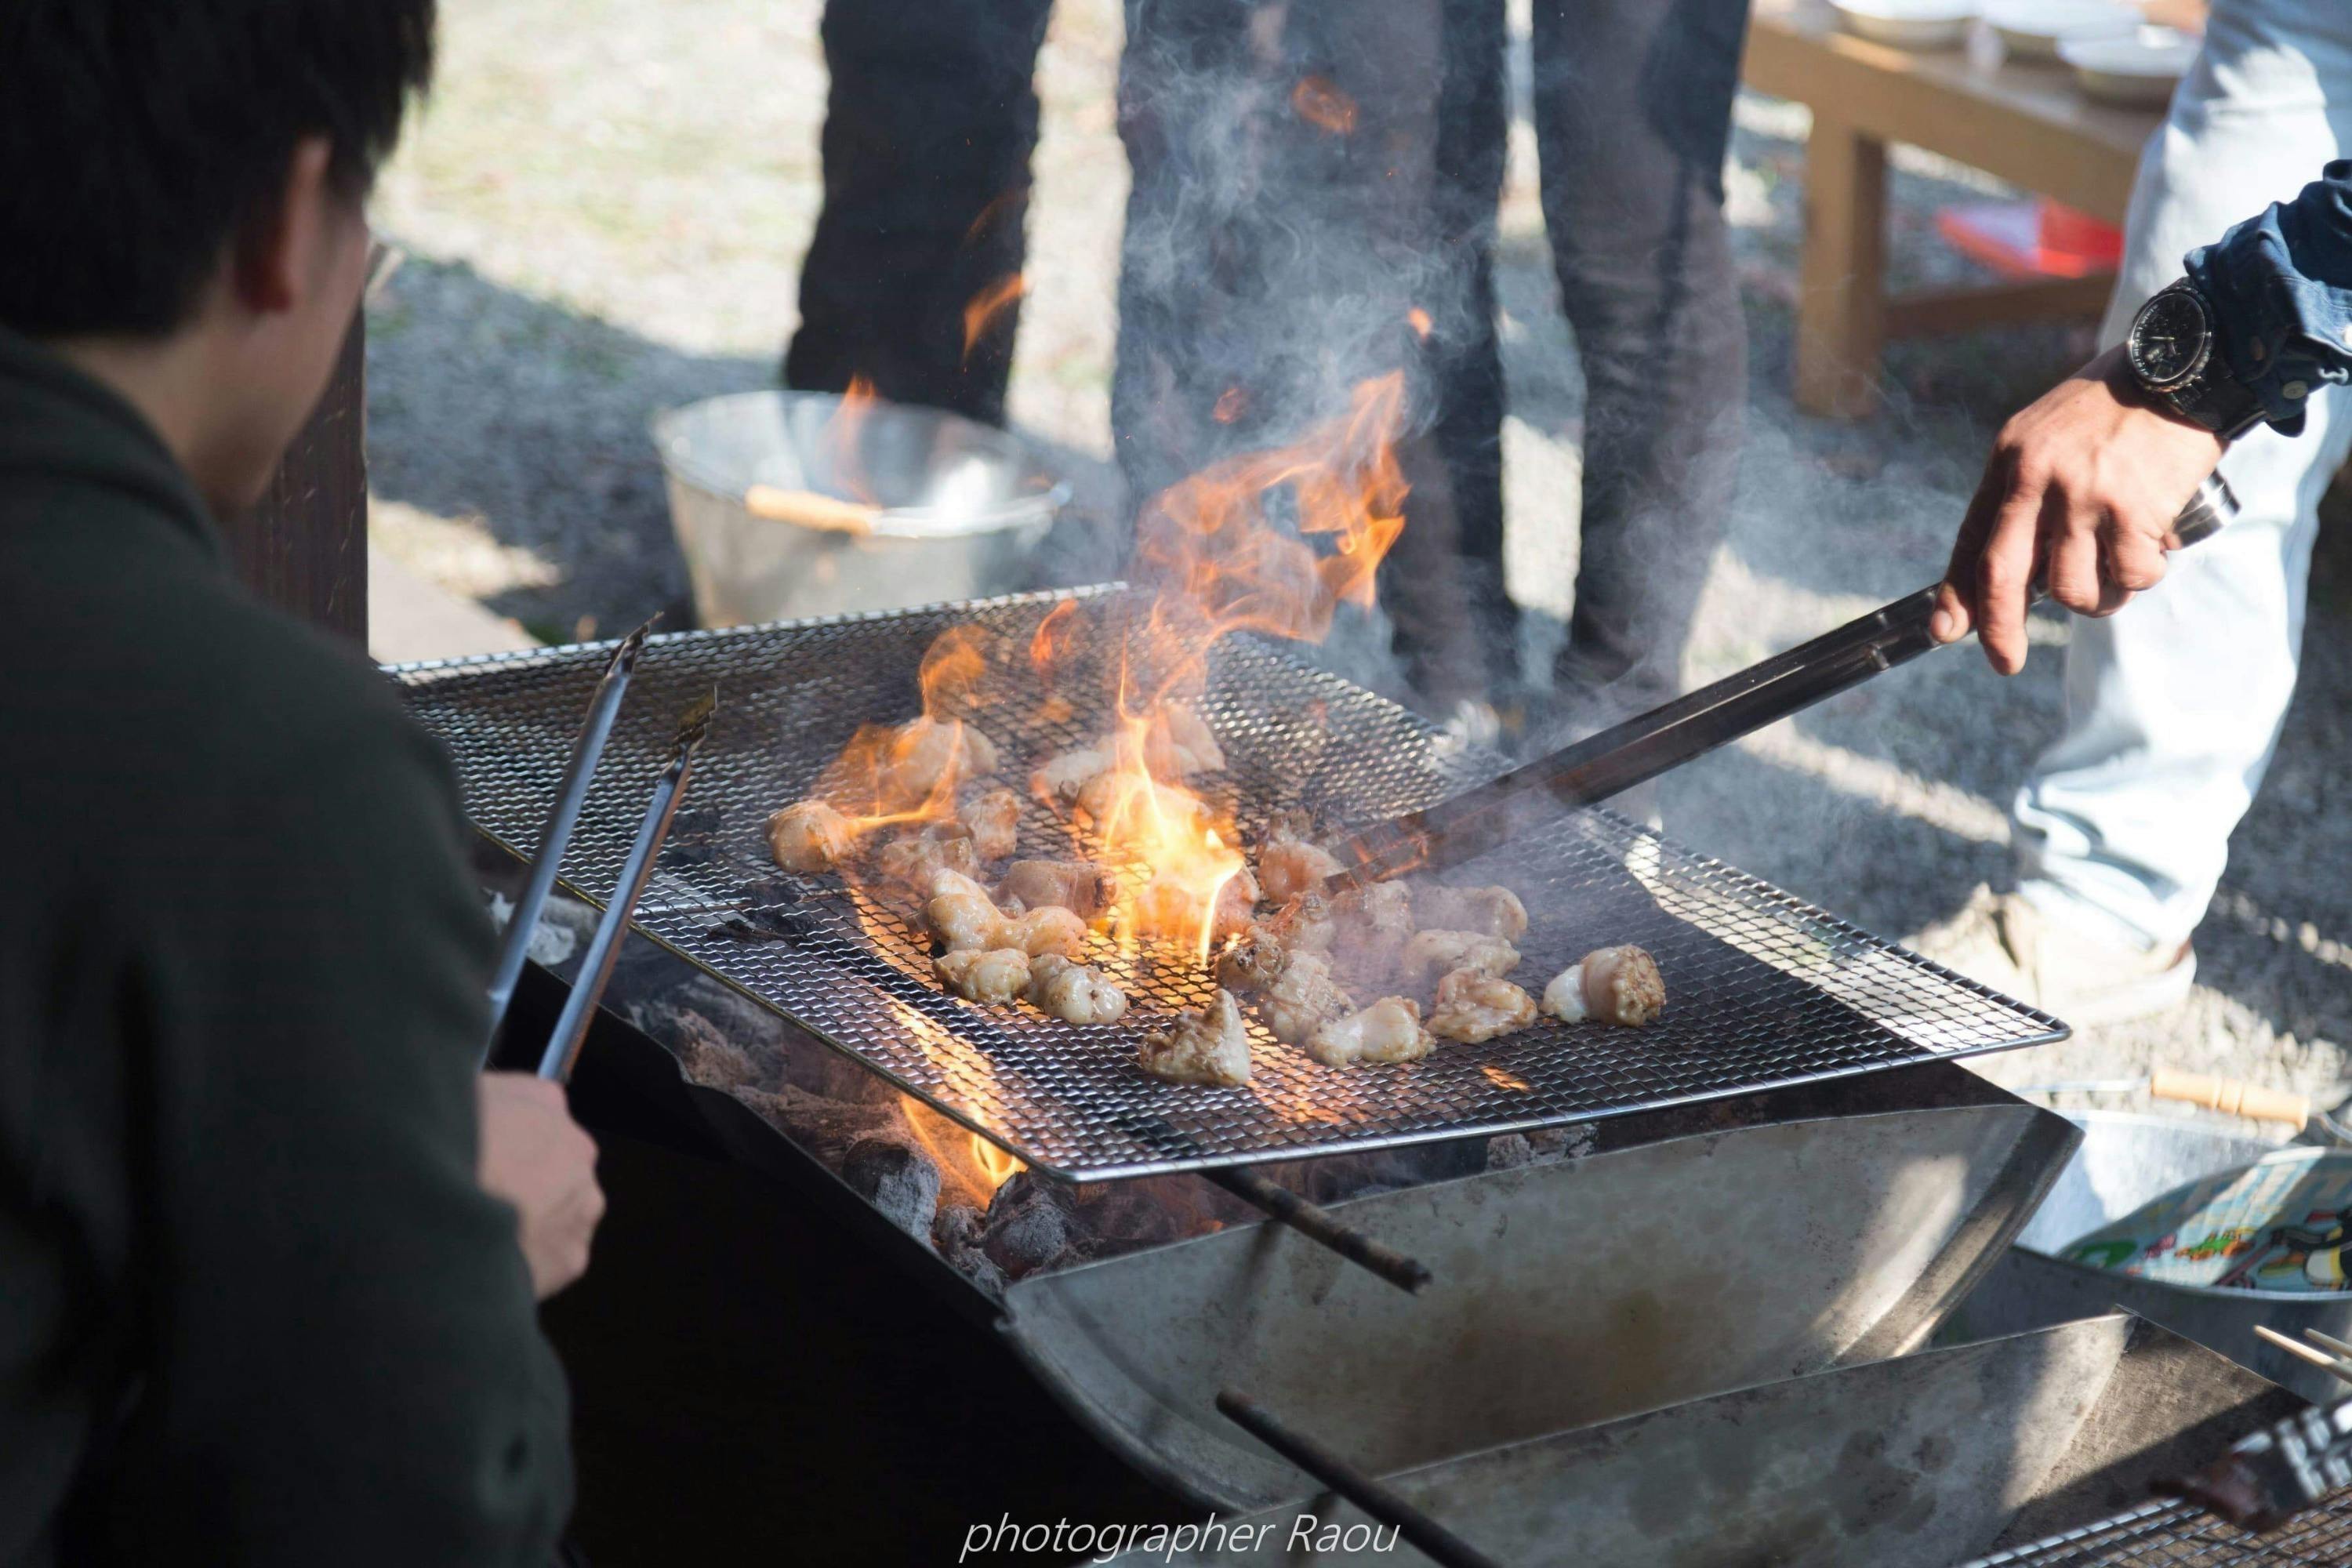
xmin=1965 ymin=1495 xmax=2352 ymax=1566
xmin=394 ymin=586 xmax=2064 ymax=1181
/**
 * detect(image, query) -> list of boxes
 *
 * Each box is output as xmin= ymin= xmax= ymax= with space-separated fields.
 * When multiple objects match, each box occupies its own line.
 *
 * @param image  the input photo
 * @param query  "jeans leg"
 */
xmin=1532 ymin=0 xmax=1751 ymax=723
xmin=2013 ymin=0 xmax=2352 ymax=952
xmin=784 ymin=0 xmax=1055 ymax=426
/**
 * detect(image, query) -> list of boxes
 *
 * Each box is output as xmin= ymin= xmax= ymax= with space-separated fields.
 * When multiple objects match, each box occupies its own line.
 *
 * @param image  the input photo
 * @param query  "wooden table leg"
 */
xmin=1795 ymin=114 xmax=1888 ymax=421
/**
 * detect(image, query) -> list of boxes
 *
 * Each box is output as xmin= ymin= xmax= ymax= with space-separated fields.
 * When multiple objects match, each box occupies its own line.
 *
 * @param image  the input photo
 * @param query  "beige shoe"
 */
xmin=1904 ymin=884 xmax=2196 ymax=1028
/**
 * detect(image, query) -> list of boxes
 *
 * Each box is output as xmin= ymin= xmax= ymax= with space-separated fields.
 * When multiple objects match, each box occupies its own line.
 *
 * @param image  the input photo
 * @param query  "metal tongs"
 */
xmin=1327 ymin=472 xmax=2241 ymax=883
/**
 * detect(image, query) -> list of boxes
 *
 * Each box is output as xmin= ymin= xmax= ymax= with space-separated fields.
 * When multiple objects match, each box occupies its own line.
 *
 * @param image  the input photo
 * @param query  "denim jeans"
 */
xmin=2014 ymin=0 xmax=2352 ymax=951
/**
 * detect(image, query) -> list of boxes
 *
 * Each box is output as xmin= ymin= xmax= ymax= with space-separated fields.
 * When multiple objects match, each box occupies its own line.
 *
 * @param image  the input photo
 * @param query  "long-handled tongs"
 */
xmin=1327 ymin=473 xmax=2240 ymax=882
xmin=535 ymin=691 xmax=718 ymax=1083
xmin=484 ymin=616 xmax=659 ymax=1055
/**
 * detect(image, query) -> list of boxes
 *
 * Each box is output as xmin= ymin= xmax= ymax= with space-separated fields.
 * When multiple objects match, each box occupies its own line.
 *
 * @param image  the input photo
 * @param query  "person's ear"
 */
xmin=228 ymin=136 xmax=339 ymax=317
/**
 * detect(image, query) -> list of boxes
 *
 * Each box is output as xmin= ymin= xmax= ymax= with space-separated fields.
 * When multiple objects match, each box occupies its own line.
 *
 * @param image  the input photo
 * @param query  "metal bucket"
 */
xmin=1098 ymin=1314 xmax=2297 ymax=1566
xmin=652 ymin=390 xmax=1066 ymax=627
xmin=1950 ymin=1112 xmax=2352 ymax=1403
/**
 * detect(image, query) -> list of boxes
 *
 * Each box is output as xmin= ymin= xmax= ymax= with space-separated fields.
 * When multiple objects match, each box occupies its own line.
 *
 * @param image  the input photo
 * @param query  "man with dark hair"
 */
xmin=1 ymin=4 xmax=593 ymax=1562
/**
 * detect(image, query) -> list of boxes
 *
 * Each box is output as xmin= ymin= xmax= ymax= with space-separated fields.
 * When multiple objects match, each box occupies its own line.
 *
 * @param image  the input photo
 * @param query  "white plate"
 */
xmin=1831 ymin=0 xmax=1978 ymax=50
xmin=1984 ymin=0 xmax=2139 ymax=60
xmin=2060 ymin=27 xmax=2199 ymax=106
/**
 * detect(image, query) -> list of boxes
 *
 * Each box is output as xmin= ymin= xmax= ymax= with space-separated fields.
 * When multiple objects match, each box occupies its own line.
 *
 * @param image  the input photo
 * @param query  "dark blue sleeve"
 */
xmin=2187 ymin=158 xmax=2352 ymax=434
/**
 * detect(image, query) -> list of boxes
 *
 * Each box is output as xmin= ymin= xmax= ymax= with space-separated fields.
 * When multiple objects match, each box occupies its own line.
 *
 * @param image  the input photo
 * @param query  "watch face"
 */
xmin=2131 ymin=288 xmax=2212 ymax=390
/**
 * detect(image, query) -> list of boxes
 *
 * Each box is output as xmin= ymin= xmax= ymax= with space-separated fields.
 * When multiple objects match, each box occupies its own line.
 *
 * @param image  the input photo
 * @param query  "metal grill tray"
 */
xmin=394 ymin=586 xmax=2063 ymax=1181
xmin=1965 ymin=1494 xmax=2352 ymax=1566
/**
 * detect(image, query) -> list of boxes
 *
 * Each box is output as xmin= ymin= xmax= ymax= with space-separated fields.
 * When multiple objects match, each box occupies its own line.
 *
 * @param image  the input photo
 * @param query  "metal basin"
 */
xmin=1951 ymin=1112 xmax=2352 ymax=1403
xmin=1001 ymin=1076 xmax=2079 ymax=1510
xmin=1100 ymin=1314 xmax=2297 ymax=1566
xmin=652 ymin=390 xmax=1065 ymax=626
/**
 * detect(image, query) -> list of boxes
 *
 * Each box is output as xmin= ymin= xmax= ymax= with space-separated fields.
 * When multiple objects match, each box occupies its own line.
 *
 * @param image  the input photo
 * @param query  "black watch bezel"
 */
xmin=2126 ymin=281 xmax=2215 ymax=394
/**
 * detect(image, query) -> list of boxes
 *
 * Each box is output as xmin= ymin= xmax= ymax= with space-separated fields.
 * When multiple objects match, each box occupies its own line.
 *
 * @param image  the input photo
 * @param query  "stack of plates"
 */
xmin=1983 ymin=0 xmax=2140 ymax=60
xmin=1831 ymin=0 xmax=1976 ymax=50
xmin=2060 ymin=26 xmax=2201 ymax=106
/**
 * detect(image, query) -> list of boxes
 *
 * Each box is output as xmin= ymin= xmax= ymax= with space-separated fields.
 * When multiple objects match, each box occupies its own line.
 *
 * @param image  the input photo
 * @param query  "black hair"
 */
xmin=0 ymin=1 xmax=435 ymax=338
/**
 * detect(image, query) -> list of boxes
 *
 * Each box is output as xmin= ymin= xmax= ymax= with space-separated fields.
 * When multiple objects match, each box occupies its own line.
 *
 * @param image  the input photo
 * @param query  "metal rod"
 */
xmin=1215 ymin=1391 xmax=1503 ymax=1568
xmin=1328 ymin=473 xmax=2239 ymax=884
xmin=1206 ymin=1168 xmax=1432 ymax=1294
xmin=537 ymin=691 xmax=717 ymax=1083
xmin=484 ymin=616 xmax=658 ymax=1057
xmin=2254 ymin=1325 xmax=2352 ymax=1388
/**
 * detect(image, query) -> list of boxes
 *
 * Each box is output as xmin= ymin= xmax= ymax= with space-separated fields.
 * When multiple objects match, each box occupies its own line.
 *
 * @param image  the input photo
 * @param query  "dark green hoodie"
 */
xmin=0 ymin=326 xmax=572 ymax=1564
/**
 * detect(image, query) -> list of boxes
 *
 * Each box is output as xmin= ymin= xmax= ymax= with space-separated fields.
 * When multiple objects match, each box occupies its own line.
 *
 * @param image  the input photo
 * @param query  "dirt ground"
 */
xmin=367 ymin=0 xmax=2352 ymax=1133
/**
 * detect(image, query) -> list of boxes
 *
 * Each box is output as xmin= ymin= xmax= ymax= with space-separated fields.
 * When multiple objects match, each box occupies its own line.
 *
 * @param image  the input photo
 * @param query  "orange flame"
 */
xmin=1212 ymin=386 xmax=1249 ymax=425
xmin=1291 ymin=75 xmax=1359 ymax=136
xmin=1407 ymin=307 xmax=1433 ymax=340
xmin=827 ymin=375 xmax=880 ymax=506
xmin=970 ymin=1134 xmax=1023 ymax=1190
xmin=962 ymin=272 xmax=1029 ymax=362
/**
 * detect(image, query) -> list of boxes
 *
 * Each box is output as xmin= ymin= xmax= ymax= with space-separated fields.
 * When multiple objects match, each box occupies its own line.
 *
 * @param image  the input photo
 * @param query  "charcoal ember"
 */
xmin=670 ymin=976 xmax=787 ymax=1051
xmin=933 ymin=1203 xmax=1010 ymax=1295
xmin=1485 ymin=1127 xmax=1581 ymax=1172
xmin=982 ymin=1173 xmax=1073 ymax=1280
xmin=844 ymin=1134 xmax=941 ymax=1242
xmin=631 ymin=1000 xmax=763 ymax=1091
xmin=1484 ymin=1133 xmax=1537 ymax=1171
xmin=1067 ymin=1186 xmax=1187 ymax=1254
xmin=725 ymin=1084 xmax=901 ymax=1164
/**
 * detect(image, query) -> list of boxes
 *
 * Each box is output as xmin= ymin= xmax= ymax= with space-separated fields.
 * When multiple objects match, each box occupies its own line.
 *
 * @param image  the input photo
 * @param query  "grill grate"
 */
xmin=394 ymin=587 xmax=2064 ymax=1181
xmin=1964 ymin=1494 xmax=2352 ymax=1566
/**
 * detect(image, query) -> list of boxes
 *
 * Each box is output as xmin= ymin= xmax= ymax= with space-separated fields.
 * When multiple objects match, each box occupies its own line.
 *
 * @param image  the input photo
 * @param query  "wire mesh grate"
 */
xmin=1963 ymin=1494 xmax=2352 ymax=1566
xmin=394 ymin=586 xmax=2065 ymax=1181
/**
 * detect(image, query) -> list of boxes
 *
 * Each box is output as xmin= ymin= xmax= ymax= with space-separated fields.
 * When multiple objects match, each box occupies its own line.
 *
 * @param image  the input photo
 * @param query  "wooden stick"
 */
xmin=2254 ymin=1325 xmax=2352 ymax=1387
xmin=2304 ymin=1327 xmax=2352 ymax=1362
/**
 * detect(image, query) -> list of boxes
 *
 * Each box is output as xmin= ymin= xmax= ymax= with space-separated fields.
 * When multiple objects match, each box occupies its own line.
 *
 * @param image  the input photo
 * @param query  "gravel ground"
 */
xmin=368 ymin=0 xmax=2352 ymax=1131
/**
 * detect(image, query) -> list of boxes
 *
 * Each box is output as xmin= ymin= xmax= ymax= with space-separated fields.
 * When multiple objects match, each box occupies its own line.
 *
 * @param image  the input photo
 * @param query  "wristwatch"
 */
xmin=2125 ymin=280 xmax=2268 ymax=438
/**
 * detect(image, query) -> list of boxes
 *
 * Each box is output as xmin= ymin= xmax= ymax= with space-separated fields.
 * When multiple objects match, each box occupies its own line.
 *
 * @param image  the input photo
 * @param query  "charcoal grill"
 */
xmin=395 ymin=586 xmax=2063 ymax=1183
xmin=1965 ymin=1494 xmax=2352 ymax=1566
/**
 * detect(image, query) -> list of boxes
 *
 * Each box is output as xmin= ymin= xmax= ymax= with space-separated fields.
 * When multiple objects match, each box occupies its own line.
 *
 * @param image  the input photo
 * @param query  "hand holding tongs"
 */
xmin=479 ymin=617 xmax=717 ymax=1083
xmin=1326 ymin=472 xmax=2240 ymax=883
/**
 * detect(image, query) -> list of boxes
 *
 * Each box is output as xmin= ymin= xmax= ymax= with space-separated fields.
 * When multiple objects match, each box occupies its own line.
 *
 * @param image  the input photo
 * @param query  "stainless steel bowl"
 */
xmin=653 ymin=390 xmax=1068 ymax=627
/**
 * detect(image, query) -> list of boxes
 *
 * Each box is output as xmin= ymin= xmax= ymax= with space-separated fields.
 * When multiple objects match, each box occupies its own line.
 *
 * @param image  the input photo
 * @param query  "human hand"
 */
xmin=1929 ymin=345 xmax=2225 ymax=674
xmin=476 ymin=1073 xmax=604 ymax=1300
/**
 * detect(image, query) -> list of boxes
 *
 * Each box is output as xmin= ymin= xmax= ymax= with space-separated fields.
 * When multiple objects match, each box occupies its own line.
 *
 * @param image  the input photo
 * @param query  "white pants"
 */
xmin=2014 ymin=0 xmax=2352 ymax=953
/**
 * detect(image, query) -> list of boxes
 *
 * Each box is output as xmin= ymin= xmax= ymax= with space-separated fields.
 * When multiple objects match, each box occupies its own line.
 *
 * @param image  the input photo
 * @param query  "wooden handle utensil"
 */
xmin=2150 ymin=1067 xmax=2312 ymax=1128
xmin=743 ymin=484 xmax=880 ymax=535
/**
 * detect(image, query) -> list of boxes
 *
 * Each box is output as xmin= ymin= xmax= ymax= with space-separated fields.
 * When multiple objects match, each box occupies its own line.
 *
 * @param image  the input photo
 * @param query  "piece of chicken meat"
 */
xmin=1428 ymin=969 xmax=1539 ymax=1044
xmin=1544 ymin=945 xmax=1666 ymax=1026
xmin=1414 ymin=884 xmax=1529 ymax=941
xmin=767 ymin=800 xmax=856 ymax=873
xmin=1258 ymin=834 xmax=1341 ymax=904
xmin=935 ymin=947 xmax=1032 ymax=1004
xmin=995 ymin=858 xmax=1118 ymax=922
xmin=1030 ymin=747 xmax=1108 ymax=812
xmin=1138 ymin=989 xmax=1252 ymax=1087
xmin=1214 ymin=919 xmax=1292 ymax=993
xmin=1025 ymin=953 xmax=1129 ymax=1025
xmin=959 ymin=786 xmax=1022 ymax=862
xmin=1258 ymin=951 xmax=1354 ymax=1044
xmin=873 ymin=822 xmax=979 ymax=892
xmin=1306 ymin=997 xmax=1434 ymax=1069
xmin=1399 ymin=929 xmax=1521 ymax=990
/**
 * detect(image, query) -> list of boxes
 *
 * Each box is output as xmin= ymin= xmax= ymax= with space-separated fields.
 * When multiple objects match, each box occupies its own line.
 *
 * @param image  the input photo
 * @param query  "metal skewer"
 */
xmin=1206 ymin=1168 xmax=1432 ymax=1294
xmin=1327 ymin=473 xmax=2238 ymax=884
xmin=1215 ymin=1390 xmax=1504 ymax=1568
xmin=485 ymin=615 xmax=659 ymax=1056
xmin=537 ymin=691 xmax=717 ymax=1084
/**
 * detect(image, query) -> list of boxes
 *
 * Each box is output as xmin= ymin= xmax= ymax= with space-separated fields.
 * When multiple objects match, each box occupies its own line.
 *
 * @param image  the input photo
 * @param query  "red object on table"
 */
xmin=1936 ymin=197 xmax=2125 ymax=279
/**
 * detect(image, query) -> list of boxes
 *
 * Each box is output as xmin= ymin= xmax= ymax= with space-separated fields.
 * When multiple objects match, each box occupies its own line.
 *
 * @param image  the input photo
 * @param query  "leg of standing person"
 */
xmin=785 ymin=0 xmax=1057 ymax=426
xmin=1530 ymin=0 xmax=1751 ymax=729
xmin=1913 ymin=0 xmax=2352 ymax=1024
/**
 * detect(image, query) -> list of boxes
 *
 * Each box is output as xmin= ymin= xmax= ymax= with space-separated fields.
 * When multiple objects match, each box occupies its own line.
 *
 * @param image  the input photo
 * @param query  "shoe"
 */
xmin=1904 ymin=884 xmax=2196 ymax=1028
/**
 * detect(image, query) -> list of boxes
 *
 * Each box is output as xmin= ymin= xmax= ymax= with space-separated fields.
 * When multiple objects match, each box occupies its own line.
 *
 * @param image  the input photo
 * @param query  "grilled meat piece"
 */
xmin=1399 ymin=929 xmax=1521 ymax=989
xmin=1258 ymin=951 xmax=1354 ymax=1044
xmin=1428 ymin=969 xmax=1538 ymax=1044
xmin=1030 ymin=746 xmax=1108 ymax=811
xmin=1414 ymin=884 xmax=1529 ymax=941
xmin=873 ymin=822 xmax=979 ymax=891
xmin=1306 ymin=996 xmax=1434 ymax=1068
xmin=996 ymin=906 xmax=1088 ymax=959
xmin=1137 ymin=864 xmax=1258 ymax=949
xmin=1215 ymin=919 xmax=1292 ymax=993
xmin=767 ymin=799 xmax=855 ymax=873
xmin=1544 ymin=946 xmax=1665 ymax=1026
xmin=1258 ymin=831 xmax=1341 ymax=904
xmin=995 ymin=858 xmax=1118 ymax=922
xmin=960 ymin=786 xmax=1022 ymax=862
xmin=1025 ymin=953 xmax=1129 ymax=1025
xmin=883 ymin=717 xmax=1001 ymax=809
xmin=935 ymin=947 xmax=1032 ymax=1004
xmin=1161 ymin=700 xmax=1227 ymax=773
xmin=1138 ymin=989 xmax=1252 ymax=1087
xmin=924 ymin=887 xmax=1004 ymax=954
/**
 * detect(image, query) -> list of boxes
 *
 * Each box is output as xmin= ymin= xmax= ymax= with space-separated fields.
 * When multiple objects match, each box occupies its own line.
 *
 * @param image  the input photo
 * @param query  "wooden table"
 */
xmin=1743 ymin=0 xmax=2169 ymax=417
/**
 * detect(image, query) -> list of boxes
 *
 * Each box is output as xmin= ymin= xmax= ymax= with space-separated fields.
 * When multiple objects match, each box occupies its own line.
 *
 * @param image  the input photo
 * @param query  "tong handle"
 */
xmin=2150 ymin=1066 xmax=2311 ymax=1128
xmin=1333 ymin=470 xmax=2239 ymax=883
